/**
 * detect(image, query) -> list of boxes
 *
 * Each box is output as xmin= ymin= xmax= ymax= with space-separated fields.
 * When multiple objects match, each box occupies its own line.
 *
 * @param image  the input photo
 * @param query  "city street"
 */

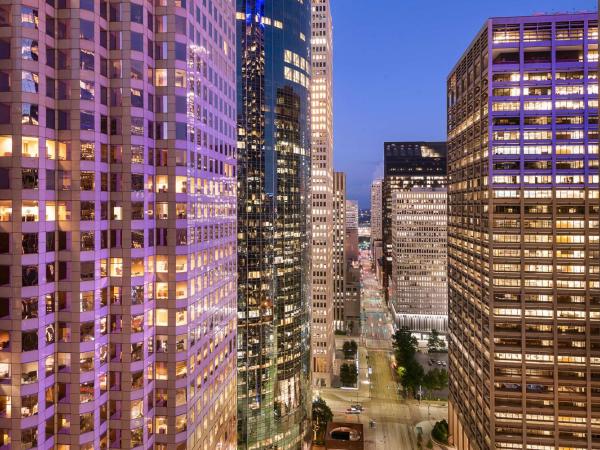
xmin=318 ymin=249 xmax=448 ymax=449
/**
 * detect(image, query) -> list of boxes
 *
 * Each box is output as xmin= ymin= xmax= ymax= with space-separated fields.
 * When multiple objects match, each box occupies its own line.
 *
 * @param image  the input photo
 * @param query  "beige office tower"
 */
xmin=310 ymin=0 xmax=335 ymax=388
xmin=390 ymin=188 xmax=447 ymax=335
xmin=333 ymin=172 xmax=347 ymax=331
xmin=370 ymin=179 xmax=383 ymax=276
xmin=448 ymin=13 xmax=600 ymax=450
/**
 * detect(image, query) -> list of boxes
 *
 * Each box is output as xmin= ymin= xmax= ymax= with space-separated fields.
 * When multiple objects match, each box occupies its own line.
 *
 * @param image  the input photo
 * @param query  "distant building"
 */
xmin=345 ymin=200 xmax=359 ymax=262
xmin=370 ymin=179 xmax=384 ymax=282
xmin=370 ymin=180 xmax=383 ymax=243
xmin=390 ymin=188 xmax=448 ymax=335
xmin=333 ymin=172 xmax=347 ymax=331
xmin=447 ymin=13 xmax=600 ymax=450
xmin=358 ymin=209 xmax=371 ymax=225
xmin=382 ymin=142 xmax=447 ymax=303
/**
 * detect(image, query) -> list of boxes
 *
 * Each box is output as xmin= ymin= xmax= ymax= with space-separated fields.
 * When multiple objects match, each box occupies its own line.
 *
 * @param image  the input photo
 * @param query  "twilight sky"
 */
xmin=331 ymin=0 xmax=597 ymax=208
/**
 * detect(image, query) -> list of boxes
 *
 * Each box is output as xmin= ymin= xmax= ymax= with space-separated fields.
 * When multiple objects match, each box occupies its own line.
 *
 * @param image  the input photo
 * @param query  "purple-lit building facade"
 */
xmin=0 ymin=1 xmax=237 ymax=449
xmin=448 ymin=13 xmax=599 ymax=450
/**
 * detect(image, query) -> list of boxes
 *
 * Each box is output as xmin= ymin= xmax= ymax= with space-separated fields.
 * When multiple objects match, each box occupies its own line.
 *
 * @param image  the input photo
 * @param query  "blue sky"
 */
xmin=331 ymin=0 xmax=597 ymax=207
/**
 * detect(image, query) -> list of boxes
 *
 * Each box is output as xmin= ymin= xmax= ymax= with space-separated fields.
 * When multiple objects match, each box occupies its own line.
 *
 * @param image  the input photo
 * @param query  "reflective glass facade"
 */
xmin=236 ymin=1 xmax=311 ymax=449
xmin=448 ymin=13 xmax=600 ymax=450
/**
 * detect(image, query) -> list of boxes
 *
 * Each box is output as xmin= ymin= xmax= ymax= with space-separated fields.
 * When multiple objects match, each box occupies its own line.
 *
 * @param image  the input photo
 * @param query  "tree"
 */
xmin=427 ymin=329 xmax=445 ymax=353
xmin=431 ymin=419 xmax=449 ymax=444
xmin=400 ymin=358 xmax=424 ymax=396
xmin=392 ymin=327 xmax=418 ymax=366
xmin=342 ymin=340 xmax=358 ymax=360
xmin=312 ymin=398 xmax=333 ymax=444
xmin=340 ymin=363 xmax=358 ymax=387
xmin=422 ymin=368 xmax=449 ymax=394
xmin=312 ymin=397 xmax=333 ymax=425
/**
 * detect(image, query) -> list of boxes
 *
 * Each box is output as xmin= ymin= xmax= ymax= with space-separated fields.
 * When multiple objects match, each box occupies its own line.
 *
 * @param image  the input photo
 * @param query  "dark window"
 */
xmin=22 ymin=265 xmax=38 ymax=286
xmin=45 ymin=169 xmax=55 ymax=190
xmin=0 ymin=71 xmax=9 ymax=91
xmin=0 ymin=266 xmax=8 ymax=285
xmin=22 ymin=169 xmax=38 ymax=189
xmin=46 ymin=77 xmax=55 ymax=98
xmin=22 ymin=234 xmax=38 ymax=254
xmin=0 ymin=40 xmax=9 ymax=59
xmin=175 ymin=95 xmax=186 ymax=113
xmin=131 ymin=174 xmax=144 ymax=191
xmin=46 ymin=232 xmax=55 ymax=252
xmin=80 ymin=19 xmax=94 ymax=40
xmin=81 ymin=262 xmax=94 ymax=280
xmin=58 ymin=231 xmax=67 ymax=250
xmin=0 ymin=234 xmax=7 ymax=253
xmin=80 ymin=0 xmax=94 ymax=12
xmin=176 ymin=122 xmax=187 ymax=140
xmin=46 ymin=108 xmax=55 ymax=129
xmin=0 ymin=298 xmax=8 ymax=318
xmin=175 ymin=42 xmax=186 ymax=61
xmin=80 ymin=111 xmax=94 ymax=131
xmin=131 ymin=32 xmax=143 ymax=52
xmin=22 ymin=331 xmax=38 ymax=352
xmin=0 ymin=169 xmax=8 ymax=189
xmin=131 ymin=4 xmax=143 ymax=24
xmin=22 ymin=297 xmax=38 ymax=319
xmin=58 ymin=110 xmax=69 ymax=130
xmin=0 ymin=104 xmax=9 ymax=124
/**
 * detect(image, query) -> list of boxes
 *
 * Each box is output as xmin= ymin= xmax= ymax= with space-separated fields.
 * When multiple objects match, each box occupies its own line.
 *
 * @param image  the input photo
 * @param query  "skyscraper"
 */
xmin=382 ymin=142 xmax=446 ymax=303
xmin=345 ymin=200 xmax=359 ymax=262
xmin=236 ymin=1 xmax=311 ymax=448
xmin=447 ymin=13 xmax=599 ymax=450
xmin=310 ymin=0 xmax=335 ymax=389
xmin=370 ymin=179 xmax=383 ymax=282
xmin=390 ymin=188 xmax=447 ymax=335
xmin=333 ymin=172 xmax=347 ymax=332
xmin=0 ymin=1 xmax=238 ymax=449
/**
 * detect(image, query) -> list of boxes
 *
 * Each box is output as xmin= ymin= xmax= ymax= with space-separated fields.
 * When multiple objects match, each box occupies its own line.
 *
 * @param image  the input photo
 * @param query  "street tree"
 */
xmin=340 ymin=363 xmax=358 ymax=387
xmin=400 ymin=358 xmax=424 ymax=396
xmin=392 ymin=327 xmax=417 ymax=366
xmin=427 ymin=329 xmax=446 ymax=353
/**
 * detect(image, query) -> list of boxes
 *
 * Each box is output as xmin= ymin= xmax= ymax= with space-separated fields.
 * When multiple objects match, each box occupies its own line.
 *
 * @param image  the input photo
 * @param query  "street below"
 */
xmin=317 ymin=249 xmax=448 ymax=449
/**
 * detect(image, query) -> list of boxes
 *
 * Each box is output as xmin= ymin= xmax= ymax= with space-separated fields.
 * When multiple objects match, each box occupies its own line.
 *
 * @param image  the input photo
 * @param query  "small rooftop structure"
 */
xmin=324 ymin=422 xmax=364 ymax=450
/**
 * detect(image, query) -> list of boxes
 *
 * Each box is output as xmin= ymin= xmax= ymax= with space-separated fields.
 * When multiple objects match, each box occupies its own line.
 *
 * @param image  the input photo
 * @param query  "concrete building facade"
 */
xmin=390 ymin=188 xmax=448 ymax=335
xmin=447 ymin=13 xmax=600 ymax=450
xmin=310 ymin=0 xmax=335 ymax=389
xmin=0 ymin=1 xmax=238 ymax=449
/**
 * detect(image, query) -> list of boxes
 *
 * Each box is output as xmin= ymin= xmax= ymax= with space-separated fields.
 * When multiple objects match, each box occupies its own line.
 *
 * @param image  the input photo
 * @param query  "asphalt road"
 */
xmin=317 ymin=249 xmax=448 ymax=449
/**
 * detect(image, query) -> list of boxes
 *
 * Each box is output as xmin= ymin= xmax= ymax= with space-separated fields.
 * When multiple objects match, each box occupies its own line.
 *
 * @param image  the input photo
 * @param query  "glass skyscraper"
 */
xmin=236 ymin=1 xmax=311 ymax=449
xmin=448 ymin=13 xmax=599 ymax=450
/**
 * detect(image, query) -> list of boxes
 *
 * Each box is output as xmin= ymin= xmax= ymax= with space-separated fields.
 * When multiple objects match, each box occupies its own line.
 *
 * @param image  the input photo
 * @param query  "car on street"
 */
xmin=346 ymin=408 xmax=360 ymax=414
